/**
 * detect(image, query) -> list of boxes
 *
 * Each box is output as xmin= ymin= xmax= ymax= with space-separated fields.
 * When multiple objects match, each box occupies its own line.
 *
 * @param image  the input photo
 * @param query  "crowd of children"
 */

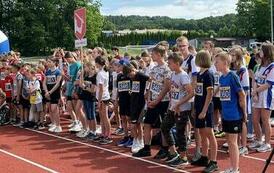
xmin=0 ymin=36 xmax=273 ymax=173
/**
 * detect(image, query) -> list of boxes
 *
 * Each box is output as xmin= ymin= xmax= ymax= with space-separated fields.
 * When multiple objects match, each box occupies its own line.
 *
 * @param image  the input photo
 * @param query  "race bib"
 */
xmin=195 ymin=83 xmax=203 ymax=96
xmin=47 ymin=75 xmax=57 ymax=85
xmin=220 ymin=86 xmax=231 ymax=101
xmin=214 ymin=74 xmax=220 ymax=85
xmin=256 ymin=76 xmax=266 ymax=85
xmin=118 ymin=80 xmax=130 ymax=92
xmin=150 ymin=81 xmax=162 ymax=94
xmin=5 ymin=83 xmax=12 ymax=91
xmin=131 ymin=81 xmax=140 ymax=93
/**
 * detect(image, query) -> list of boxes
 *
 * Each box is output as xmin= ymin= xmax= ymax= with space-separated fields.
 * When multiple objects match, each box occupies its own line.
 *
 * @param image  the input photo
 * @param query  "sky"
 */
xmin=100 ymin=0 xmax=238 ymax=19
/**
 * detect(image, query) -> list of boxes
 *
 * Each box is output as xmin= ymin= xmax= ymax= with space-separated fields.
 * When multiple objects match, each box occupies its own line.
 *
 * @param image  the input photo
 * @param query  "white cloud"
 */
xmin=101 ymin=0 xmax=237 ymax=19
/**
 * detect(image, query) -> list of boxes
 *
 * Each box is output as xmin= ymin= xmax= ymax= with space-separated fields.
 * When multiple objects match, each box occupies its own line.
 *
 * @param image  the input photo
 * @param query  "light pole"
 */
xmin=271 ymin=0 xmax=273 ymax=43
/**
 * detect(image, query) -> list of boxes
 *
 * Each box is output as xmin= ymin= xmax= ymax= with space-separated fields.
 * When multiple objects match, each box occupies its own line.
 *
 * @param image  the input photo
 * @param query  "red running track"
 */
xmin=0 ymin=118 xmax=273 ymax=173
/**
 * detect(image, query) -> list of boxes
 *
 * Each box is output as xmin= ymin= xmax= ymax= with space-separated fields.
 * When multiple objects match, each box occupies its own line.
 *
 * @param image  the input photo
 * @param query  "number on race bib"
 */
xmin=118 ymin=80 xmax=130 ymax=92
xmin=195 ymin=83 xmax=203 ymax=96
xmin=214 ymin=74 xmax=220 ymax=85
xmin=150 ymin=81 xmax=162 ymax=94
xmin=220 ymin=87 xmax=231 ymax=101
xmin=47 ymin=75 xmax=57 ymax=85
xmin=5 ymin=83 xmax=12 ymax=91
xmin=131 ymin=81 xmax=140 ymax=93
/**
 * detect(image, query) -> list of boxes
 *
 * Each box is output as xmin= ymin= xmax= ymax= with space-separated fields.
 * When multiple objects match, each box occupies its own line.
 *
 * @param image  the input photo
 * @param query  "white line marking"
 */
xmin=217 ymin=148 xmax=274 ymax=163
xmin=0 ymin=149 xmax=59 ymax=173
xmin=25 ymin=128 xmax=191 ymax=173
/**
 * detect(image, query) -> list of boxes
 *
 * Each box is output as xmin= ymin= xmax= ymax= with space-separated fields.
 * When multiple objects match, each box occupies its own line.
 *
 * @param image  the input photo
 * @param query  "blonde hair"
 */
xmin=216 ymin=52 xmax=232 ymax=67
xmin=195 ymin=50 xmax=212 ymax=68
xmin=176 ymin=36 xmax=188 ymax=44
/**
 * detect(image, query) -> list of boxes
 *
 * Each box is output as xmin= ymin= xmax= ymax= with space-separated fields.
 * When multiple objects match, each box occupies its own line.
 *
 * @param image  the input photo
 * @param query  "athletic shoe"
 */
xmin=131 ymin=139 xmax=144 ymax=154
xmin=132 ymin=148 xmax=151 ymax=157
xmin=191 ymin=156 xmax=209 ymax=166
xmin=191 ymin=150 xmax=202 ymax=162
xmin=48 ymin=123 xmax=54 ymax=127
xmin=117 ymin=137 xmax=129 ymax=147
xmin=220 ymin=168 xmax=239 ymax=173
xmin=222 ymin=142 xmax=229 ymax=148
xmin=168 ymin=156 xmax=188 ymax=167
xmin=38 ymin=123 xmax=45 ymax=130
xmin=247 ymin=134 xmax=254 ymax=141
xmin=53 ymin=126 xmax=62 ymax=133
xmin=69 ymin=123 xmax=82 ymax=132
xmin=48 ymin=125 xmax=57 ymax=132
xmin=86 ymin=132 xmax=97 ymax=141
xmin=76 ymin=129 xmax=85 ymax=138
xmin=203 ymin=161 xmax=219 ymax=173
xmin=68 ymin=121 xmax=76 ymax=128
xmin=248 ymin=140 xmax=263 ymax=149
xmin=256 ymin=143 xmax=272 ymax=153
xmin=96 ymin=126 xmax=102 ymax=134
xmin=239 ymin=147 xmax=248 ymax=156
xmin=124 ymin=138 xmax=133 ymax=148
xmin=33 ymin=124 xmax=39 ymax=130
xmin=99 ymin=137 xmax=113 ymax=145
xmin=79 ymin=130 xmax=90 ymax=138
xmin=113 ymin=127 xmax=125 ymax=136
xmin=153 ymin=148 xmax=169 ymax=160
xmin=13 ymin=121 xmax=24 ymax=127
xmin=215 ymin=131 xmax=225 ymax=138
xmin=93 ymin=136 xmax=104 ymax=143
xmin=165 ymin=152 xmax=179 ymax=163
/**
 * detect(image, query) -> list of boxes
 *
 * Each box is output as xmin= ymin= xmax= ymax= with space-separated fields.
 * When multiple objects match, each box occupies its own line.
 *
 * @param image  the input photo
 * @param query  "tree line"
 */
xmin=0 ymin=0 xmax=271 ymax=56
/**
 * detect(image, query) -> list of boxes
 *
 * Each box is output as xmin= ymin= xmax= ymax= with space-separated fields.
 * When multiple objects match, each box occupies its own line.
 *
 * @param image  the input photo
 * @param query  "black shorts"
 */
xmin=20 ymin=97 xmax=30 ymax=109
xmin=195 ymin=104 xmax=214 ymax=129
xmin=119 ymin=101 xmax=130 ymax=116
xmin=130 ymin=103 xmax=145 ymax=124
xmin=222 ymin=119 xmax=242 ymax=134
xmin=49 ymin=94 xmax=60 ymax=104
xmin=144 ymin=101 xmax=169 ymax=127
xmin=213 ymin=97 xmax=222 ymax=110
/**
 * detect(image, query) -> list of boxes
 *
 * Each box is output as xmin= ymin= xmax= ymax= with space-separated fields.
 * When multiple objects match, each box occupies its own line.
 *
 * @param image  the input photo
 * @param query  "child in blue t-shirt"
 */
xmin=215 ymin=52 xmax=247 ymax=173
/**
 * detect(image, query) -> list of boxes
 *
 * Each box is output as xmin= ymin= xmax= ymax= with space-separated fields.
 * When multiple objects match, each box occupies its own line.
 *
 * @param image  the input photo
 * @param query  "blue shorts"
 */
xmin=83 ymin=100 xmax=96 ymax=120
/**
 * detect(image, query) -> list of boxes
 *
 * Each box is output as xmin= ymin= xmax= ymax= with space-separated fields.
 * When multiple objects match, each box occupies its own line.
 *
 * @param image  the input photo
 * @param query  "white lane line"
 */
xmin=0 ymin=149 xmax=59 ymax=173
xmin=61 ymin=117 xmax=274 ymax=164
xmin=25 ymin=128 xmax=191 ymax=173
xmin=217 ymin=148 xmax=274 ymax=163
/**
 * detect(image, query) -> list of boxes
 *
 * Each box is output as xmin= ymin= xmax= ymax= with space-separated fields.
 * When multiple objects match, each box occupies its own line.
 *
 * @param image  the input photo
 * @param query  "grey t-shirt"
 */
xmin=169 ymin=71 xmax=191 ymax=112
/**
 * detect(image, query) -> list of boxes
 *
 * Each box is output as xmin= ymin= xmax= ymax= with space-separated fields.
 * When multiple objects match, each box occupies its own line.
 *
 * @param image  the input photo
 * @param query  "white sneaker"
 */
xmin=76 ymin=129 xmax=85 ymax=137
xmin=48 ymin=125 xmax=57 ymax=132
xmin=256 ymin=143 xmax=272 ymax=153
xmin=48 ymin=123 xmax=54 ymax=127
xmin=222 ymin=142 xmax=229 ymax=148
xmin=79 ymin=130 xmax=89 ymax=138
xmin=248 ymin=140 xmax=263 ymax=149
xmin=69 ymin=124 xmax=82 ymax=132
xmin=53 ymin=126 xmax=62 ymax=133
xmin=96 ymin=126 xmax=102 ymax=134
xmin=131 ymin=138 xmax=144 ymax=154
xmin=247 ymin=133 xmax=254 ymax=140
xmin=239 ymin=147 xmax=248 ymax=156
xmin=68 ymin=121 xmax=76 ymax=128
